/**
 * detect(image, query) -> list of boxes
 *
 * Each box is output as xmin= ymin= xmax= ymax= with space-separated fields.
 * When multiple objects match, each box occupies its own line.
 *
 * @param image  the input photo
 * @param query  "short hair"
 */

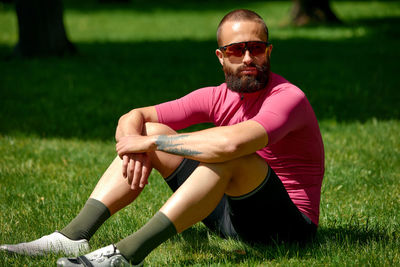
xmin=217 ymin=9 xmax=269 ymax=46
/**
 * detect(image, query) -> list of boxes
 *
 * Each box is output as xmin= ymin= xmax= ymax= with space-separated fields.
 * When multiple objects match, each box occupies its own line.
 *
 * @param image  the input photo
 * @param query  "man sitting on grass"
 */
xmin=1 ymin=9 xmax=324 ymax=266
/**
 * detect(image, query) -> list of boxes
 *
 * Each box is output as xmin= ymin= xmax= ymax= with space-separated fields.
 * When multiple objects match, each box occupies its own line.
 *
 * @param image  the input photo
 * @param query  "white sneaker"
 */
xmin=56 ymin=244 xmax=143 ymax=267
xmin=0 ymin=231 xmax=89 ymax=256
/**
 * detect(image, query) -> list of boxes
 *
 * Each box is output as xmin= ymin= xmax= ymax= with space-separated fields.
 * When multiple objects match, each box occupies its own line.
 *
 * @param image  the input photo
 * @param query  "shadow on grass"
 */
xmin=172 ymin=223 xmax=394 ymax=264
xmin=0 ymin=223 xmax=394 ymax=266
xmin=59 ymin=0 xmax=400 ymax=13
xmin=0 ymin=16 xmax=398 ymax=140
xmin=63 ymin=0 xmax=267 ymax=12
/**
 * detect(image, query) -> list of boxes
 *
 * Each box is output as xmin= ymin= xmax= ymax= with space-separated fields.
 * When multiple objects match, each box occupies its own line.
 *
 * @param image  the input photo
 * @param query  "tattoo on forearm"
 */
xmin=155 ymin=135 xmax=202 ymax=156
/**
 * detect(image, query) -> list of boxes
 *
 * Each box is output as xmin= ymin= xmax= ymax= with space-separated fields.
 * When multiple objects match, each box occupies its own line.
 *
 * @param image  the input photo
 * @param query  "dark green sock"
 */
xmin=60 ymin=198 xmax=111 ymax=241
xmin=116 ymin=211 xmax=177 ymax=265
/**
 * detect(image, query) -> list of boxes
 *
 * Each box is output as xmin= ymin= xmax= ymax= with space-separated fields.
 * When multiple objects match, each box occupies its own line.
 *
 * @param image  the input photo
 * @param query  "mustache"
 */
xmin=237 ymin=63 xmax=266 ymax=74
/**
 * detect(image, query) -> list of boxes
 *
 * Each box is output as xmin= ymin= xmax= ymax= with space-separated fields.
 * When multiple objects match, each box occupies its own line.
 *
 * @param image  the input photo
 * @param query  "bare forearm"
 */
xmin=116 ymin=111 xmax=143 ymax=140
xmin=154 ymin=132 xmax=229 ymax=162
xmin=154 ymin=121 xmax=267 ymax=162
xmin=155 ymin=135 xmax=203 ymax=157
xmin=115 ymin=107 xmax=158 ymax=141
xmin=115 ymin=120 xmax=267 ymax=163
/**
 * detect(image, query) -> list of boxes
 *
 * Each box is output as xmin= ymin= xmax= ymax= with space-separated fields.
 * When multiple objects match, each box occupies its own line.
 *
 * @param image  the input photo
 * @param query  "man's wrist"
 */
xmin=150 ymin=135 xmax=160 ymax=152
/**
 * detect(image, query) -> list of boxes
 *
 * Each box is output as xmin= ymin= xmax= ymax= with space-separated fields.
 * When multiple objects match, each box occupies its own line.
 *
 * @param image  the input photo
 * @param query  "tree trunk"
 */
xmin=14 ymin=0 xmax=76 ymax=57
xmin=291 ymin=0 xmax=341 ymax=26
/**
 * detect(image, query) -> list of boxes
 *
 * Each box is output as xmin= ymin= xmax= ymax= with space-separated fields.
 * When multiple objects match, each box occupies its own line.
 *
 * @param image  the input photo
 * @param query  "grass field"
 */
xmin=1 ymin=0 xmax=399 ymax=266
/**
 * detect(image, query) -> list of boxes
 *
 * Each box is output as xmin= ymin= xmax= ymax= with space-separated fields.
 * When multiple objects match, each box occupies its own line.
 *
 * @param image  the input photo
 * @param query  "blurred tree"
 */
xmin=291 ymin=0 xmax=341 ymax=26
xmin=14 ymin=0 xmax=76 ymax=57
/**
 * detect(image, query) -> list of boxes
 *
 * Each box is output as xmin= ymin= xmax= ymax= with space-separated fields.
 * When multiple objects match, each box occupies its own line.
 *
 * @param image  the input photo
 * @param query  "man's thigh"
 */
xmin=224 ymin=153 xmax=269 ymax=197
xmin=227 ymin=167 xmax=317 ymax=243
xmin=165 ymin=153 xmax=268 ymax=196
xmin=164 ymin=158 xmax=237 ymax=238
xmin=165 ymin=158 xmax=316 ymax=243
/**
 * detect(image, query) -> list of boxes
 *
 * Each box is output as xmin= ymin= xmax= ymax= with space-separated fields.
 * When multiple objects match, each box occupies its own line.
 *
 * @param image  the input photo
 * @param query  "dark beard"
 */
xmin=224 ymin=60 xmax=270 ymax=93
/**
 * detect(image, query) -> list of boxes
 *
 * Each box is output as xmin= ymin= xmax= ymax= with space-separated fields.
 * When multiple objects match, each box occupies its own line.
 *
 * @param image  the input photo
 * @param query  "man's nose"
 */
xmin=242 ymin=49 xmax=253 ymax=65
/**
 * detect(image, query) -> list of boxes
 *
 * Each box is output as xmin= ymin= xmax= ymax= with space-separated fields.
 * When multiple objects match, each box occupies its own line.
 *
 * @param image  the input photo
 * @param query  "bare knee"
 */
xmin=142 ymin=122 xmax=177 ymax=136
xmin=201 ymin=154 xmax=268 ymax=197
xmin=201 ymin=154 xmax=263 ymax=176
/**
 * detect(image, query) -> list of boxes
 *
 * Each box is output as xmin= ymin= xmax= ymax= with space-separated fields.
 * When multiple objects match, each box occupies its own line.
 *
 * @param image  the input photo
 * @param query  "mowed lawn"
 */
xmin=0 ymin=0 xmax=399 ymax=266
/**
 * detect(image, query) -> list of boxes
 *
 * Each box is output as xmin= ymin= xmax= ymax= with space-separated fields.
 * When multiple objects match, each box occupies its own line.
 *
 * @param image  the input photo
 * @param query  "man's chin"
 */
xmin=224 ymin=62 xmax=270 ymax=93
xmin=239 ymin=74 xmax=257 ymax=80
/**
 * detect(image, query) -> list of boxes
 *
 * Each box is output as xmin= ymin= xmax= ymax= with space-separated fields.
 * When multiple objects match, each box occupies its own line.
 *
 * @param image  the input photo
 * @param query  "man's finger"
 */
xmin=140 ymin=165 xmax=149 ymax=188
xmin=132 ymin=157 xmax=143 ymax=190
xmin=122 ymin=155 xmax=129 ymax=178
xmin=116 ymin=142 xmax=128 ymax=159
xmin=140 ymin=155 xmax=152 ymax=188
xmin=127 ymin=157 xmax=135 ymax=184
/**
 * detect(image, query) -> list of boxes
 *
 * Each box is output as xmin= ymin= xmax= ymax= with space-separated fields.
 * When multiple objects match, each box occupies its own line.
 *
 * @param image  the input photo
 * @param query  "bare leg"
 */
xmin=109 ymin=153 xmax=269 ymax=265
xmin=90 ymin=122 xmax=184 ymax=215
xmin=160 ymin=153 xmax=268 ymax=233
xmin=55 ymin=131 xmax=269 ymax=265
xmin=89 ymin=156 xmax=143 ymax=215
xmin=0 ymin=123 xmax=189 ymax=257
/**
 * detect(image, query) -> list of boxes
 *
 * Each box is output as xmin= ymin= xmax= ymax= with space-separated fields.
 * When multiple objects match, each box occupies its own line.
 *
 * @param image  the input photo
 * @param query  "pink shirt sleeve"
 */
xmin=251 ymin=84 xmax=308 ymax=145
xmin=155 ymin=87 xmax=214 ymax=130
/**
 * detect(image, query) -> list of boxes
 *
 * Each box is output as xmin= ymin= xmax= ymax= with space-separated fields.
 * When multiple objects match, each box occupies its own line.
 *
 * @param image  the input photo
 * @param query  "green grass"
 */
xmin=1 ymin=0 xmax=399 ymax=266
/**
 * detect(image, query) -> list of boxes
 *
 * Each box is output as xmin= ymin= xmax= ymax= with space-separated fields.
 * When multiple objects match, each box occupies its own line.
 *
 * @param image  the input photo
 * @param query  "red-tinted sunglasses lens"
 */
xmin=225 ymin=43 xmax=246 ymax=57
xmin=247 ymin=42 xmax=268 ymax=55
xmin=224 ymin=42 xmax=267 ymax=57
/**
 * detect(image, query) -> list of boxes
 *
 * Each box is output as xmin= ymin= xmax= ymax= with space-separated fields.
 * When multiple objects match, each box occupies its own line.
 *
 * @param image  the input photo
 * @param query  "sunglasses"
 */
xmin=219 ymin=41 xmax=271 ymax=57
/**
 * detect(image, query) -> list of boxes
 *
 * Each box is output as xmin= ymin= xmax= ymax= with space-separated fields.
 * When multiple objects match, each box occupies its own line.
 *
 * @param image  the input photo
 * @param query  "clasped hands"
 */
xmin=116 ymin=135 xmax=156 ymax=190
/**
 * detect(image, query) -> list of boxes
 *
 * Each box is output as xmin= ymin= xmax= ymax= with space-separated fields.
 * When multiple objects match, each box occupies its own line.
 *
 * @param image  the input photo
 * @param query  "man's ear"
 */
xmin=215 ymin=49 xmax=224 ymax=66
xmin=267 ymin=44 xmax=273 ymax=58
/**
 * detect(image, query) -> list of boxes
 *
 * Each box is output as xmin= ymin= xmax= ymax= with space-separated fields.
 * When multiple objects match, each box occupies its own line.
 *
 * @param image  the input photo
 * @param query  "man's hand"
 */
xmin=116 ymin=135 xmax=156 ymax=156
xmin=117 ymin=135 xmax=155 ymax=189
xmin=115 ymin=107 xmax=159 ymax=189
xmin=121 ymin=153 xmax=152 ymax=190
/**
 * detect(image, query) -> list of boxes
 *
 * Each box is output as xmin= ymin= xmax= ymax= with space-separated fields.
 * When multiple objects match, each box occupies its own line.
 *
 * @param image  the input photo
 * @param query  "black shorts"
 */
xmin=165 ymin=158 xmax=317 ymax=244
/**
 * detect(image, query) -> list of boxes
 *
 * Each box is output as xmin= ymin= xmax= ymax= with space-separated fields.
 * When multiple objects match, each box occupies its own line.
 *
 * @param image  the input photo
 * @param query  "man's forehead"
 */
xmin=220 ymin=20 xmax=267 ymax=44
xmin=231 ymin=21 xmax=242 ymax=32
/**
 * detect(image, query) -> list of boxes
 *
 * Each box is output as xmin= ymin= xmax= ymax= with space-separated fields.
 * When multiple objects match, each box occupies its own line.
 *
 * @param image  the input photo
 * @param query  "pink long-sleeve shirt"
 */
xmin=155 ymin=72 xmax=324 ymax=225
